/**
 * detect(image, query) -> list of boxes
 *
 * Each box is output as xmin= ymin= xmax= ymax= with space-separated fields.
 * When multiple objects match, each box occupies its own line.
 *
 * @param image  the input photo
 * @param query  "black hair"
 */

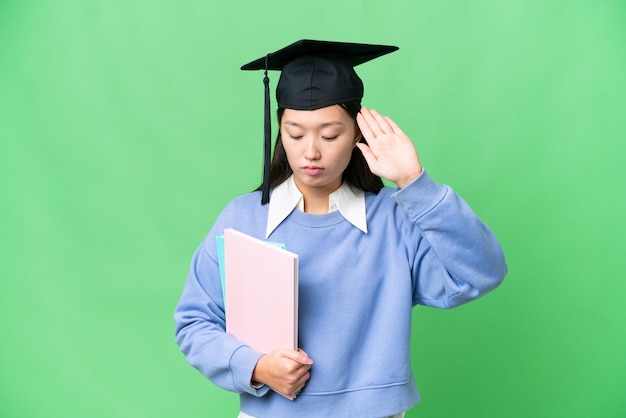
xmin=257 ymin=101 xmax=384 ymax=195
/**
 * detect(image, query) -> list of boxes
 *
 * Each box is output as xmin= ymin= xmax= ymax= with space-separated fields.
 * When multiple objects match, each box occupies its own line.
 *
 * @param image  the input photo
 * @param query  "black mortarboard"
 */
xmin=241 ymin=39 xmax=399 ymax=204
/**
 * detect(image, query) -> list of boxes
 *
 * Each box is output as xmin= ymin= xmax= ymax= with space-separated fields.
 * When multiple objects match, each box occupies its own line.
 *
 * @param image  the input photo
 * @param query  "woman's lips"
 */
xmin=302 ymin=166 xmax=322 ymax=175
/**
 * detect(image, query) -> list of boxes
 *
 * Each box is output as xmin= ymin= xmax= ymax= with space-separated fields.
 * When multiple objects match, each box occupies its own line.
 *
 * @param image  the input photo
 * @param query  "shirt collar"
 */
xmin=266 ymin=175 xmax=367 ymax=238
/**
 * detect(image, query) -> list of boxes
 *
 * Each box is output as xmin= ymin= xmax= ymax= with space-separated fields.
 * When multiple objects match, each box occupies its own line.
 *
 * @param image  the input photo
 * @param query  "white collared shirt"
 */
xmin=265 ymin=175 xmax=368 ymax=238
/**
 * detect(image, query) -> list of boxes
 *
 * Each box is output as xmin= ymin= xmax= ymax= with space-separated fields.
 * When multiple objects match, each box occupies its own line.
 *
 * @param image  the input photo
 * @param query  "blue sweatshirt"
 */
xmin=174 ymin=172 xmax=507 ymax=418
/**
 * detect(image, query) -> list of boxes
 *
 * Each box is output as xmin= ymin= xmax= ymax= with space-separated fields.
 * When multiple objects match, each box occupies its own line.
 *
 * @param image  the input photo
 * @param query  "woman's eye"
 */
xmin=322 ymin=135 xmax=338 ymax=140
xmin=288 ymin=134 xmax=303 ymax=139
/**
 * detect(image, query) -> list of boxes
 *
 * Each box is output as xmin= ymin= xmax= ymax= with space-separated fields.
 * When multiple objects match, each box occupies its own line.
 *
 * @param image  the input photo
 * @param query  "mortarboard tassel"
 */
xmin=261 ymin=54 xmax=271 ymax=205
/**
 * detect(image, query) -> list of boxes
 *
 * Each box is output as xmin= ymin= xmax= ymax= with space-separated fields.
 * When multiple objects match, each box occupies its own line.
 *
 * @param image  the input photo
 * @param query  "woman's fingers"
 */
xmin=358 ymin=107 xmax=394 ymax=139
xmin=355 ymin=106 xmax=423 ymax=188
xmin=383 ymin=115 xmax=405 ymax=137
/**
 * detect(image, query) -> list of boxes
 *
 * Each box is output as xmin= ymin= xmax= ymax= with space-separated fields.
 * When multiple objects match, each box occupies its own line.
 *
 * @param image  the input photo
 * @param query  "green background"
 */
xmin=1 ymin=1 xmax=624 ymax=417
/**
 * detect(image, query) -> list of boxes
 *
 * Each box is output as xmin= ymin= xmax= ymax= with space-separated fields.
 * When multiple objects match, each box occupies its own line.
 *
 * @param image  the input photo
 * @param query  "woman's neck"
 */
xmin=294 ymin=177 xmax=342 ymax=214
xmin=303 ymin=194 xmax=330 ymax=214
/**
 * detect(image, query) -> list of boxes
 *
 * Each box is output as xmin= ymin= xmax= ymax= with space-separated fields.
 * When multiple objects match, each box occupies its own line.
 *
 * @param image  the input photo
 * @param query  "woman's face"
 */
xmin=280 ymin=105 xmax=358 ymax=198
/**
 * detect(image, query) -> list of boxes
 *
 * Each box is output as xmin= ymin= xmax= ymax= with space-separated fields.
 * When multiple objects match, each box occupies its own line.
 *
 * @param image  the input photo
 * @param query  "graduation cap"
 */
xmin=241 ymin=39 xmax=399 ymax=204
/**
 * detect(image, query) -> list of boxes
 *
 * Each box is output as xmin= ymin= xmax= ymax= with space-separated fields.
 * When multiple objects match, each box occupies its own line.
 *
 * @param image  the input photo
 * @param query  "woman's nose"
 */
xmin=304 ymin=138 xmax=320 ymax=160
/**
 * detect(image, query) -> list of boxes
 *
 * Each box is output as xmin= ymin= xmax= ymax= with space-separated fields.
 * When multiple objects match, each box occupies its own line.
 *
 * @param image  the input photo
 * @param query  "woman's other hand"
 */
xmin=356 ymin=107 xmax=422 ymax=189
xmin=251 ymin=348 xmax=313 ymax=400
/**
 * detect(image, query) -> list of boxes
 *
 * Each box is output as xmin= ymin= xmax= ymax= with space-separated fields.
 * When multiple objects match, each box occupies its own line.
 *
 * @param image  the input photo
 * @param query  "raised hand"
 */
xmin=356 ymin=107 xmax=422 ymax=189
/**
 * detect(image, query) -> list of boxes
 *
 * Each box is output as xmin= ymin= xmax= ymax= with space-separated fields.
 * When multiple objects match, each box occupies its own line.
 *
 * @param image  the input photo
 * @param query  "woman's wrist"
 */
xmin=251 ymin=354 xmax=268 ymax=386
xmin=395 ymin=167 xmax=423 ymax=189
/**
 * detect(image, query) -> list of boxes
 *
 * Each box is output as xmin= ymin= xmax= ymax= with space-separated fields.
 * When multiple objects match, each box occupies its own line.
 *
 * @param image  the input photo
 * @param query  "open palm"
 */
xmin=356 ymin=107 xmax=422 ymax=189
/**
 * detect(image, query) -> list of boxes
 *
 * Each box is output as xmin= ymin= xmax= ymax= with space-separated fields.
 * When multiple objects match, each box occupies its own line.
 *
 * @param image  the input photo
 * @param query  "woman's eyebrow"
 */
xmin=283 ymin=121 xmax=345 ymax=128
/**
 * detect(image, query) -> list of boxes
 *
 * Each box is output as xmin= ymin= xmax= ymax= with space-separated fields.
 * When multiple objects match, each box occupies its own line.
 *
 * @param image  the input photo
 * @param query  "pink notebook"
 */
xmin=224 ymin=228 xmax=298 ymax=354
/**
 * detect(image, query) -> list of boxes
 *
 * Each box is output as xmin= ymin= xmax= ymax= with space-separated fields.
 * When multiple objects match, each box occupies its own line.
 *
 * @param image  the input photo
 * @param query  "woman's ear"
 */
xmin=354 ymin=131 xmax=363 ymax=145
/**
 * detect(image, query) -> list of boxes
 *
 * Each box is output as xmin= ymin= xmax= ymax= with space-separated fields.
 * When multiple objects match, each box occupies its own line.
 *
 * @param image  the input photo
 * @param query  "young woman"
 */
xmin=174 ymin=40 xmax=507 ymax=418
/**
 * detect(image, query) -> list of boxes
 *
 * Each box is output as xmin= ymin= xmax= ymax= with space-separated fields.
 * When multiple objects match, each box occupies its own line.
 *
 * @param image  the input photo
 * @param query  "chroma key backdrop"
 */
xmin=1 ymin=1 xmax=624 ymax=417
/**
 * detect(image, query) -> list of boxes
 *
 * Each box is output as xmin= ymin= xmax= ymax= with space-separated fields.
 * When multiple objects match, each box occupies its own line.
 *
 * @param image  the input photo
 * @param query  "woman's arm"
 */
xmin=394 ymin=173 xmax=507 ymax=308
xmin=357 ymin=107 xmax=507 ymax=308
xmin=174 ymin=235 xmax=270 ymax=395
xmin=174 ymin=202 xmax=313 ymax=397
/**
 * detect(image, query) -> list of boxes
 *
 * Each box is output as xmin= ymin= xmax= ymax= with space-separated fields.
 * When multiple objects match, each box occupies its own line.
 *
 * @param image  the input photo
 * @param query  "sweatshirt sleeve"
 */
xmin=392 ymin=171 xmax=508 ymax=309
xmin=173 ymin=206 xmax=270 ymax=396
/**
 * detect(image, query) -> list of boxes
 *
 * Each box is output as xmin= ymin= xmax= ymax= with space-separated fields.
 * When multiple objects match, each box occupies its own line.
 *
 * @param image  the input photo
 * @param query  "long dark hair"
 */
xmin=258 ymin=101 xmax=384 ymax=195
